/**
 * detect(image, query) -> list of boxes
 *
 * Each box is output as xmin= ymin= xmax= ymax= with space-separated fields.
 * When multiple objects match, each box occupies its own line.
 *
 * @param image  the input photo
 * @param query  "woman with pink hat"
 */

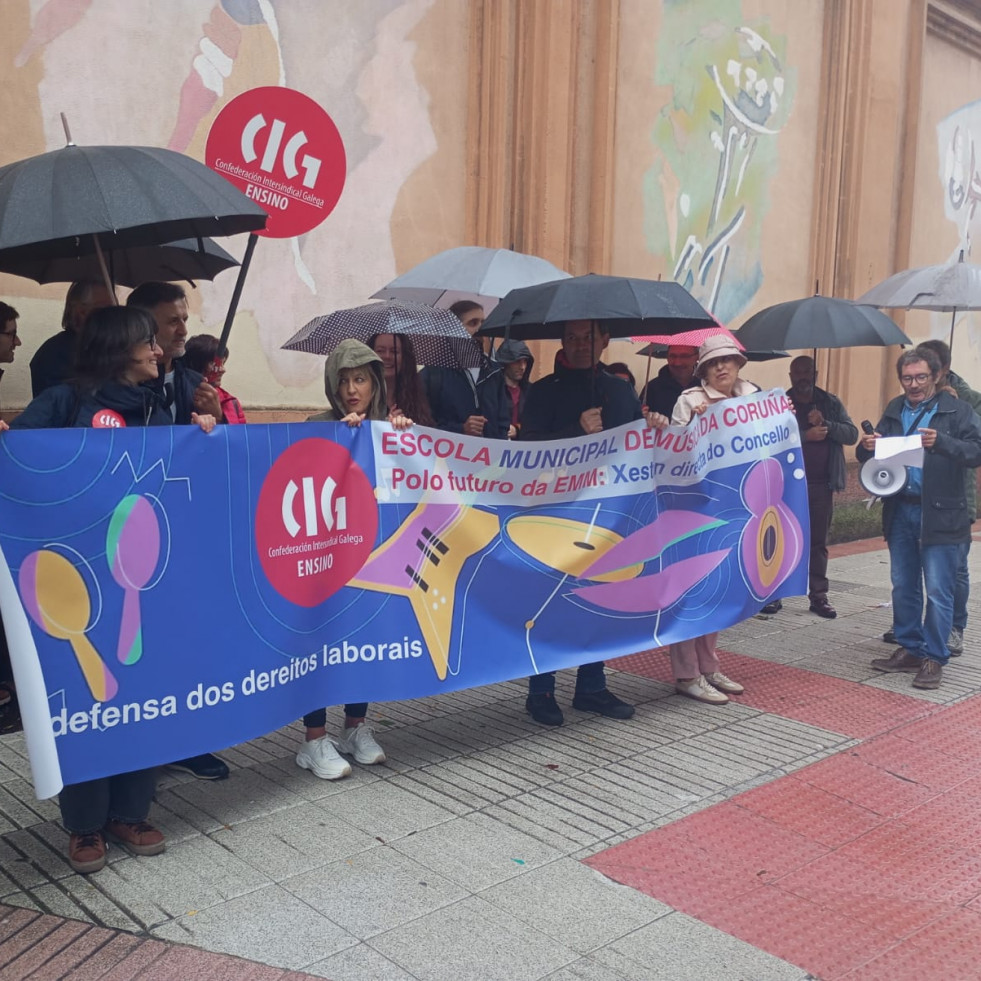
xmin=669 ymin=334 xmax=758 ymax=704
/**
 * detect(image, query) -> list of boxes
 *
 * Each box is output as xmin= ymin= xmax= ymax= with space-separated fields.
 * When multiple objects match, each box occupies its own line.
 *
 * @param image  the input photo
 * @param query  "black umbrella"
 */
xmin=735 ymin=295 xmax=911 ymax=350
xmin=477 ymin=274 xmax=715 ymax=339
xmin=0 ymin=236 xmax=239 ymax=288
xmin=281 ymin=300 xmax=484 ymax=369
xmin=0 ymin=142 xmax=266 ymax=269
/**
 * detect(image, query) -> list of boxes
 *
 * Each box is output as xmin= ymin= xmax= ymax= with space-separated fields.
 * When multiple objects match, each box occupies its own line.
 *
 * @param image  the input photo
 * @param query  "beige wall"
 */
xmin=3 ymin=0 xmax=981 ymax=427
xmin=0 ymin=0 xmax=471 ymax=413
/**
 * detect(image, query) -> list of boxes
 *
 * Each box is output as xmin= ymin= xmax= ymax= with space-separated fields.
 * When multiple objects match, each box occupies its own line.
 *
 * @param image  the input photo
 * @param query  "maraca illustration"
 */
xmin=106 ymin=495 xmax=161 ymax=665
xmin=19 ymin=550 xmax=118 ymax=702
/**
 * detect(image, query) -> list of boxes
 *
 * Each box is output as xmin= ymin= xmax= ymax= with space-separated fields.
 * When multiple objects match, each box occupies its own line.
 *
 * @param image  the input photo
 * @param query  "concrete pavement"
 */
xmin=0 ymin=539 xmax=978 ymax=980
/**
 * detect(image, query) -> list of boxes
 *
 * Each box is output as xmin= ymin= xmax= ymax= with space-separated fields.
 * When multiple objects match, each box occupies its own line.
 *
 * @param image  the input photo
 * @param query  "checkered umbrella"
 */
xmin=281 ymin=300 xmax=484 ymax=369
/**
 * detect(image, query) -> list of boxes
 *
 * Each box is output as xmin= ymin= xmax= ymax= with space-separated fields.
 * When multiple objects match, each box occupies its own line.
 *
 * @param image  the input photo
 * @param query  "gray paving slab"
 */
xmin=591 ymin=912 xmax=809 ymax=980
xmin=302 ymin=942 xmax=419 ymax=981
xmin=211 ymin=801 xmax=380 ymax=881
xmin=478 ymin=857 xmax=671 ymax=954
xmin=283 ymin=846 xmax=467 ymax=939
xmin=390 ymin=811 xmax=564 ymax=892
xmin=370 ymin=894 xmax=577 ymax=981
xmin=150 ymin=884 xmax=356 ymax=970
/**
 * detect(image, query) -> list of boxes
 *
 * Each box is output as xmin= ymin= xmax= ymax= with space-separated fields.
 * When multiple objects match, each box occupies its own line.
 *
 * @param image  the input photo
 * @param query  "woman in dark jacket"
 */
xmin=11 ymin=306 xmax=215 ymax=874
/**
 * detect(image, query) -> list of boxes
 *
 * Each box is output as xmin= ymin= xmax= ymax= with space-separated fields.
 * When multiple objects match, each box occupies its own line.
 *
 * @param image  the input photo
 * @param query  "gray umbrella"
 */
xmin=735 ymin=295 xmax=910 ymax=350
xmin=0 ymin=236 xmax=239 ymax=288
xmin=856 ymin=251 xmax=981 ymax=351
xmin=0 ymin=142 xmax=266 ymax=269
xmin=281 ymin=300 xmax=485 ymax=369
xmin=371 ymin=246 xmax=571 ymax=306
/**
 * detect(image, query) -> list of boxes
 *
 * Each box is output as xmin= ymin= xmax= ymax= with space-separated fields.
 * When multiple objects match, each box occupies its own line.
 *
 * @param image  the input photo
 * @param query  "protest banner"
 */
xmin=0 ymin=389 xmax=808 ymax=797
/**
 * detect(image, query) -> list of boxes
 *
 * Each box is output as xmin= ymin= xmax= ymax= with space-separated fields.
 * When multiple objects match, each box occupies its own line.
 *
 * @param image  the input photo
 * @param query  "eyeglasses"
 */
xmin=900 ymin=373 xmax=932 ymax=385
xmin=0 ymin=330 xmax=17 ymax=339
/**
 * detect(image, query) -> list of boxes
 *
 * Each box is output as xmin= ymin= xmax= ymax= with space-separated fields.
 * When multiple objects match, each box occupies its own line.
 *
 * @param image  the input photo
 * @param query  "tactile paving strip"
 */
xmin=587 ymin=692 xmax=981 ymax=979
xmin=610 ymin=648 xmax=936 ymax=738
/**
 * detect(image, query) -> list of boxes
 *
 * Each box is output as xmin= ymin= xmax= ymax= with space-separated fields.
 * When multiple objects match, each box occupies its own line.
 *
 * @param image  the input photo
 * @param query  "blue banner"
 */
xmin=0 ymin=389 xmax=808 ymax=796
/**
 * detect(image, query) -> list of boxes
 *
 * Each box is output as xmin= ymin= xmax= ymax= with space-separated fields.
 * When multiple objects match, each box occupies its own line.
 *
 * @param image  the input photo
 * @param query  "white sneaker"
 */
xmin=295 ymin=735 xmax=352 ymax=780
xmin=336 ymin=723 xmax=386 ymax=765
xmin=705 ymin=671 xmax=745 ymax=694
xmin=675 ymin=675 xmax=729 ymax=704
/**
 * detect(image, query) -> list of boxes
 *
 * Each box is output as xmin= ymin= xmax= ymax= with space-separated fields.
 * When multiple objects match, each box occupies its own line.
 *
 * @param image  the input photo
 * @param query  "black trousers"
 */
xmin=59 ymin=768 xmax=157 ymax=834
xmin=808 ymin=482 xmax=834 ymax=601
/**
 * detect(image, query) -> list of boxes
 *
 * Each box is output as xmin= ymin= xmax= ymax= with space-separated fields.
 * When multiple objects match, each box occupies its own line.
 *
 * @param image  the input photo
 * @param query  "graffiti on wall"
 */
xmin=646 ymin=3 xmax=795 ymax=324
xmin=7 ymin=0 xmax=437 ymax=392
xmin=939 ymin=99 xmax=981 ymax=259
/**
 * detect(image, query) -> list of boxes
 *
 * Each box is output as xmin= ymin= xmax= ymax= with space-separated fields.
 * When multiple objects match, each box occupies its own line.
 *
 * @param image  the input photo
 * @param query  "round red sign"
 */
xmin=255 ymin=438 xmax=377 ymax=607
xmin=206 ymin=86 xmax=346 ymax=239
xmin=92 ymin=410 xmax=125 ymax=428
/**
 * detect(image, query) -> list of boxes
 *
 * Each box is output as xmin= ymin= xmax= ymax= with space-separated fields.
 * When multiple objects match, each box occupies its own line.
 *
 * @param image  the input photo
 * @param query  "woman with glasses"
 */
xmin=11 ymin=305 xmax=215 ymax=873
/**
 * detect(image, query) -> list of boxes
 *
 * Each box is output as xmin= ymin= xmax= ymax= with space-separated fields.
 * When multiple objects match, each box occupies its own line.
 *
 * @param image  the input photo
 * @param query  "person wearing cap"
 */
xmin=669 ymin=334 xmax=756 ymax=704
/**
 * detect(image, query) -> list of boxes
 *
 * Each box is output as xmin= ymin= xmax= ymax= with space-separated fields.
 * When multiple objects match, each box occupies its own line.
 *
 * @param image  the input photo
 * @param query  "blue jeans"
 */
xmin=888 ymin=502 xmax=958 ymax=665
xmin=954 ymin=541 xmax=970 ymax=632
xmin=528 ymin=662 xmax=606 ymax=695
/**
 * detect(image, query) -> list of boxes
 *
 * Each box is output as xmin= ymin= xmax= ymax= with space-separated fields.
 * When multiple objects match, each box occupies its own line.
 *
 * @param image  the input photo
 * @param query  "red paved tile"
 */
xmin=611 ymin=649 xmax=936 ymax=739
xmin=698 ymin=884 xmax=896 ymax=980
xmin=793 ymin=752 xmax=937 ymax=817
xmin=838 ymin=907 xmax=981 ymax=980
xmin=3 ymin=920 xmax=91 ymax=978
xmin=588 ymin=686 xmax=981 ymax=980
xmin=23 ymin=928 xmax=129 ymax=981
xmin=733 ymin=775 xmax=884 ymax=847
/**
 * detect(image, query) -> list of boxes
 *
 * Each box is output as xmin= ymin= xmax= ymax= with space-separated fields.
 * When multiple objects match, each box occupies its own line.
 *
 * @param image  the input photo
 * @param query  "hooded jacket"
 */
xmin=12 ymin=380 xmax=171 ymax=429
xmin=307 ymin=339 xmax=388 ymax=423
xmin=144 ymin=358 xmax=205 ymax=425
xmin=481 ymin=338 xmax=535 ymax=437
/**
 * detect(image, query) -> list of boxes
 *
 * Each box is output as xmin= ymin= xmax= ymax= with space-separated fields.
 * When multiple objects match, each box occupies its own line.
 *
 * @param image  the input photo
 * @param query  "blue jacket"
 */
xmin=12 ymin=381 xmax=171 ymax=429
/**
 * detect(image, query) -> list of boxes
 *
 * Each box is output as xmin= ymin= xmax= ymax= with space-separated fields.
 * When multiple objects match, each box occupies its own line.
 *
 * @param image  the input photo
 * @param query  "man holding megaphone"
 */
xmin=858 ymin=346 xmax=981 ymax=689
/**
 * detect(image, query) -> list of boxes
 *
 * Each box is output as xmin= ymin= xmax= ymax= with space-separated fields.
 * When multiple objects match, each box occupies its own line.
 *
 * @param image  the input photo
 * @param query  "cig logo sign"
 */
xmin=281 ymin=476 xmax=347 ymax=538
xmin=241 ymin=114 xmax=321 ymax=189
xmin=255 ymin=438 xmax=376 ymax=607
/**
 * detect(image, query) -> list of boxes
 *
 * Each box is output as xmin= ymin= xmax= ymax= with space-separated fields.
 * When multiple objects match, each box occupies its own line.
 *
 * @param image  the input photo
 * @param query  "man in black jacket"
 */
xmin=519 ymin=319 xmax=642 ymax=725
xmin=770 ymin=356 xmax=858 ymax=619
xmin=127 ymin=282 xmax=223 ymax=425
xmin=859 ymin=347 xmax=981 ymax=689
xmin=126 ymin=282 xmax=229 ymax=779
xmin=640 ymin=345 xmax=698 ymax=418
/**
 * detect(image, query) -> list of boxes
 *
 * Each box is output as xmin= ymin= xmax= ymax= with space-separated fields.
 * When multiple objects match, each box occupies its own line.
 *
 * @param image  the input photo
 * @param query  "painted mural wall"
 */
xmin=0 ymin=0 xmax=468 ymax=412
xmin=905 ymin=27 xmax=981 ymax=387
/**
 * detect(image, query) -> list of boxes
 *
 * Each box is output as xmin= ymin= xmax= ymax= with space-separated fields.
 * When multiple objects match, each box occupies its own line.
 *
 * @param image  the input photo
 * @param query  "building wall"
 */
xmin=1 ymin=0 xmax=980 ymax=427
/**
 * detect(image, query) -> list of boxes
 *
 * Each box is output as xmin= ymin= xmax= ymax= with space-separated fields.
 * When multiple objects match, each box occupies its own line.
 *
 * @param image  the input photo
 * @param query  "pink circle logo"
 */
xmin=206 ymin=86 xmax=346 ymax=239
xmin=92 ymin=410 xmax=125 ymax=428
xmin=255 ymin=438 xmax=377 ymax=606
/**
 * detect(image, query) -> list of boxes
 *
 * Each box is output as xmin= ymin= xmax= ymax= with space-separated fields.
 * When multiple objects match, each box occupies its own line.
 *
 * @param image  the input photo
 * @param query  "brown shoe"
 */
xmin=68 ymin=831 xmax=106 ymax=873
xmin=870 ymin=648 xmax=922 ymax=673
xmin=912 ymin=659 xmax=943 ymax=689
xmin=104 ymin=819 xmax=165 ymax=856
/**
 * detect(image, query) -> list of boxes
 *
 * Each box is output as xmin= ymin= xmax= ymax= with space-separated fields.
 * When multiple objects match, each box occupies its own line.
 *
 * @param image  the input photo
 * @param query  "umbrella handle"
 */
xmin=217 ymin=233 xmax=259 ymax=356
xmin=91 ymin=236 xmax=118 ymax=302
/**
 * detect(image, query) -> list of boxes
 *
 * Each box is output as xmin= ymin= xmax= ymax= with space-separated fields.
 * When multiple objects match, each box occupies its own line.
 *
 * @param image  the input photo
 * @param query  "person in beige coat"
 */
xmin=668 ymin=335 xmax=757 ymax=704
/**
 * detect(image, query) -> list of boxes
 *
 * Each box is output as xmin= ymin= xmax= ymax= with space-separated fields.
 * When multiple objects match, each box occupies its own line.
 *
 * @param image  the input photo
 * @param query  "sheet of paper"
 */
xmin=874 ymin=434 xmax=924 ymax=468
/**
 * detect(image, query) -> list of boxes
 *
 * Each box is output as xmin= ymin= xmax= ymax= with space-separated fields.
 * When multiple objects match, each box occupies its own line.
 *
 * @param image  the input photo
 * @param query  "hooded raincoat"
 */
xmin=307 ymin=339 xmax=388 ymax=423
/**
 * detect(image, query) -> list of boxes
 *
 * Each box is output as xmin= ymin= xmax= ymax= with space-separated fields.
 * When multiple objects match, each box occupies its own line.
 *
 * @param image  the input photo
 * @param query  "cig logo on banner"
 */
xmin=255 ymin=439 xmax=376 ymax=606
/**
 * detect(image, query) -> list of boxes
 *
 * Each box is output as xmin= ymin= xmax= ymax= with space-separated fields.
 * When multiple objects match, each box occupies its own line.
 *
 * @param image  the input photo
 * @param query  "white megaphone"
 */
xmin=859 ymin=458 xmax=907 ymax=497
